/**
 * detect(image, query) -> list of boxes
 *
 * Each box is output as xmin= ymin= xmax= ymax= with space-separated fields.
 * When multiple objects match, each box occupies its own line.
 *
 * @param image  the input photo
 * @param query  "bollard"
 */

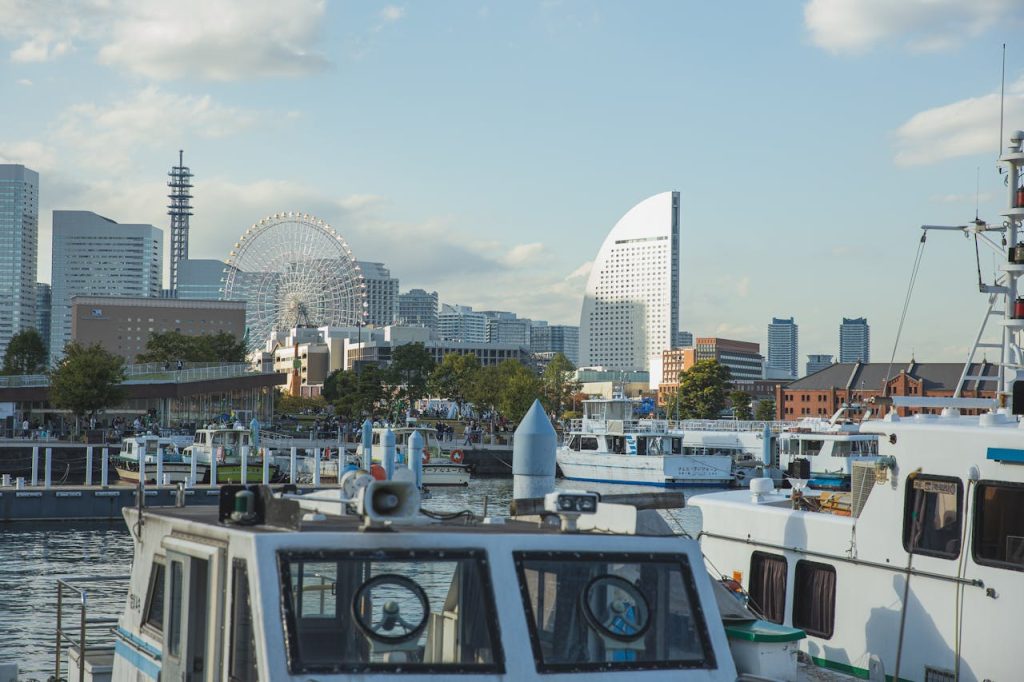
xmin=408 ymin=430 xmax=424 ymax=490
xmin=241 ymin=445 xmax=249 ymax=485
xmin=512 ymin=399 xmax=557 ymax=501
xmin=85 ymin=447 xmax=94 ymax=486
xmin=262 ymin=448 xmax=270 ymax=485
xmin=156 ymin=448 xmax=164 ymax=490
xmin=289 ymin=447 xmax=297 ymax=484
xmin=101 ymin=447 xmax=109 ymax=487
xmin=382 ymin=429 xmax=396 ymax=480
xmin=31 ymin=446 xmax=39 ymax=486
xmin=361 ymin=418 xmax=374 ymax=470
xmin=313 ymin=449 xmax=321 ymax=487
xmin=44 ymin=448 xmax=52 ymax=489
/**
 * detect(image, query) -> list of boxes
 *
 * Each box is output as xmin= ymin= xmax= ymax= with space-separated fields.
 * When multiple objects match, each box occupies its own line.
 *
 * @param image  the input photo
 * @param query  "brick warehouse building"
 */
xmin=777 ymin=361 xmax=997 ymax=419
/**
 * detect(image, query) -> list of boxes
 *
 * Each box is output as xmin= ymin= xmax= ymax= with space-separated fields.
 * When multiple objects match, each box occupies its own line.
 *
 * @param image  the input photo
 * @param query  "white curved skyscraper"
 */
xmin=580 ymin=191 xmax=680 ymax=371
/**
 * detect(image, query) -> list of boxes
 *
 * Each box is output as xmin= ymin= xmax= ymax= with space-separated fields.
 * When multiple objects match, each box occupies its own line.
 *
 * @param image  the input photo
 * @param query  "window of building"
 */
xmin=792 ymin=560 xmax=835 ymax=638
xmin=748 ymin=552 xmax=786 ymax=624
xmin=973 ymin=481 xmax=1024 ymax=571
xmin=903 ymin=475 xmax=962 ymax=559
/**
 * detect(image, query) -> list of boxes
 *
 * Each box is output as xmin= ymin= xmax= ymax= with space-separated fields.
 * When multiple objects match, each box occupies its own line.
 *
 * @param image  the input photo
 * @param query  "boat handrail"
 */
xmin=570 ymin=418 xmax=798 ymax=434
xmin=54 ymin=575 xmax=130 ymax=682
xmin=673 ymin=419 xmax=797 ymax=433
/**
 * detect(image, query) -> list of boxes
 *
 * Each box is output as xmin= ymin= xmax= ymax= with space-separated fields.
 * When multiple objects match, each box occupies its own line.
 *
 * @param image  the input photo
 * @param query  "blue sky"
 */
xmin=2 ymin=0 xmax=1024 ymax=364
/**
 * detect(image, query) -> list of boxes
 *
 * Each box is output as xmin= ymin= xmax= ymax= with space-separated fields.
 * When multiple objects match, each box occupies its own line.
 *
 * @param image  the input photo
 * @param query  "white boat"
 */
xmin=355 ymin=426 xmax=472 ymax=486
xmin=113 ymin=433 xmax=204 ymax=484
xmin=691 ymin=129 xmax=1024 ymax=682
xmin=775 ymin=417 xmax=880 ymax=489
xmin=557 ymin=397 xmax=735 ymax=487
xmin=182 ymin=425 xmax=280 ymax=484
xmin=57 ymin=476 xmax=862 ymax=681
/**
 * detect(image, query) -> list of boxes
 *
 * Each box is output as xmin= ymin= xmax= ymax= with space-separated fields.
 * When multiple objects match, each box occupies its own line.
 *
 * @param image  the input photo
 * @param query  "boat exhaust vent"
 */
xmin=850 ymin=461 xmax=876 ymax=518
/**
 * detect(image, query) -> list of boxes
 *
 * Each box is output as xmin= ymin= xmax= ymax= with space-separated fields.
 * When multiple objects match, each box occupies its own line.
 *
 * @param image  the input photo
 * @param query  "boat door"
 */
xmin=161 ymin=537 xmax=225 ymax=682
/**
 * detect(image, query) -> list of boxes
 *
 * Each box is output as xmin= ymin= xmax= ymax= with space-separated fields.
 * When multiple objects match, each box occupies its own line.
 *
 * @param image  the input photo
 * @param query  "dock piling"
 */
xmin=289 ymin=447 xmax=297 ymax=484
xmin=382 ymin=429 xmax=396 ymax=480
xmin=44 ymin=448 xmax=52 ymax=489
xmin=156 ymin=448 xmax=164 ymax=489
xmin=241 ymin=445 xmax=249 ymax=484
xmin=85 ymin=447 xmax=93 ymax=486
xmin=31 ymin=446 xmax=38 ymax=486
xmin=189 ymin=451 xmax=197 ymax=488
xmin=409 ymin=430 xmax=424 ymax=490
xmin=262 ymin=449 xmax=270 ymax=485
xmin=313 ymin=449 xmax=321 ymax=487
xmin=101 ymin=448 xmax=109 ymax=487
xmin=209 ymin=451 xmax=217 ymax=486
xmin=361 ymin=419 xmax=373 ymax=470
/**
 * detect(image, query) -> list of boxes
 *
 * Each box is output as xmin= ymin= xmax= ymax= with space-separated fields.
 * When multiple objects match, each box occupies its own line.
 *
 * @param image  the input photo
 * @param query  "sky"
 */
xmin=2 ymin=0 xmax=1024 ymax=365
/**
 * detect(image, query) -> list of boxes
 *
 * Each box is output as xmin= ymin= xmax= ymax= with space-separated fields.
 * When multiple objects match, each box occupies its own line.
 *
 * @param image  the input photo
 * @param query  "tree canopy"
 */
xmin=666 ymin=360 xmax=731 ymax=419
xmin=388 ymin=343 xmax=435 ymax=413
xmin=729 ymin=390 xmax=753 ymax=420
xmin=428 ymin=353 xmax=481 ymax=414
xmin=135 ymin=331 xmax=247 ymax=364
xmin=324 ymin=365 xmax=387 ymax=421
xmin=540 ymin=353 xmax=580 ymax=420
xmin=754 ymin=398 xmax=777 ymax=421
xmin=2 ymin=328 xmax=48 ymax=375
xmin=48 ymin=342 xmax=126 ymax=428
xmin=497 ymin=360 xmax=543 ymax=423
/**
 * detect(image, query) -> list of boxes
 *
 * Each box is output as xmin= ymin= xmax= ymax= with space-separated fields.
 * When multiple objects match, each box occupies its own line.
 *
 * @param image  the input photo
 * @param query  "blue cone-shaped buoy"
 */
xmin=513 ymin=399 xmax=557 ymax=500
xmin=361 ymin=418 xmax=374 ymax=470
xmin=408 ymin=430 xmax=424 ymax=490
xmin=382 ymin=428 xmax=396 ymax=480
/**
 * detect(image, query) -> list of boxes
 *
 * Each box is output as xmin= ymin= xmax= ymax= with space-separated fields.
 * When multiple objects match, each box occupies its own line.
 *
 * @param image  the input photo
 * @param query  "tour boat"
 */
xmin=689 ymin=129 xmax=1024 ymax=682
xmin=113 ymin=433 xmax=204 ymax=485
xmin=557 ymin=397 xmax=735 ymax=487
xmin=355 ymin=426 xmax=472 ymax=486
xmin=59 ymin=477 xmax=859 ymax=681
xmin=181 ymin=425 xmax=280 ymax=484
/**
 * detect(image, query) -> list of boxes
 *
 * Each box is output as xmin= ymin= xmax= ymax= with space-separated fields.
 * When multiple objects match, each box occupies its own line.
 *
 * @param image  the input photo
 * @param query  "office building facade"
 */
xmin=438 ymin=304 xmax=487 ymax=343
xmin=580 ymin=191 xmax=680 ymax=371
xmin=35 ymin=283 xmax=51 ymax=355
xmin=398 ymin=288 xmax=439 ymax=333
xmin=357 ymin=261 xmax=399 ymax=327
xmin=531 ymin=324 xmax=580 ymax=366
xmin=50 ymin=211 xmax=163 ymax=359
xmin=176 ymin=259 xmax=226 ymax=301
xmin=806 ymin=354 xmax=834 ymax=376
xmin=840 ymin=317 xmax=870 ymax=363
xmin=0 ymin=165 xmax=39 ymax=360
xmin=482 ymin=310 xmax=532 ymax=346
xmin=767 ymin=317 xmax=798 ymax=379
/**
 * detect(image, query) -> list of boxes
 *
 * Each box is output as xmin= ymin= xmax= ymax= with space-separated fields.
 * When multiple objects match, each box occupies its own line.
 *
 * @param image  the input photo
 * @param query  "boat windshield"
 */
xmin=513 ymin=551 xmax=715 ymax=673
xmin=279 ymin=549 xmax=504 ymax=675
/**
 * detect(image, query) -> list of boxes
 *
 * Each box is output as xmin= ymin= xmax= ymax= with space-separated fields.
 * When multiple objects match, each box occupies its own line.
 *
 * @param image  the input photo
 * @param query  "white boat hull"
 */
xmin=115 ymin=461 xmax=206 ymax=485
xmin=423 ymin=462 xmax=471 ymax=486
xmin=557 ymin=449 xmax=734 ymax=487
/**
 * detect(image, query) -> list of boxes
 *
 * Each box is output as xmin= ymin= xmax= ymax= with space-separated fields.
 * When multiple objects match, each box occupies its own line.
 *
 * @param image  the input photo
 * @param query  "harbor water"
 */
xmin=0 ymin=479 xmax=711 ymax=678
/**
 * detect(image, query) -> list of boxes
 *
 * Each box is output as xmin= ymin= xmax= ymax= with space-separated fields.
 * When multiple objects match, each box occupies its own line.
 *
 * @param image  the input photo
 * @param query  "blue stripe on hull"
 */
xmin=559 ymin=475 xmax=728 ymax=488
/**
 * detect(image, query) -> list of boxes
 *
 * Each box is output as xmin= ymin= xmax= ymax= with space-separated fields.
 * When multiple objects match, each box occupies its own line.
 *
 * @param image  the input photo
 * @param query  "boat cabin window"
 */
xmin=145 ymin=440 xmax=159 ymax=456
xmin=832 ymin=442 xmax=850 ymax=457
xmin=580 ymin=436 xmax=599 ymax=451
xmin=748 ymin=552 xmax=786 ymax=625
xmin=567 ymin=435 xmax=581 ymax=451
xmin=802 ymin=440 xmax=824 ymax=457
xmin=972 ymin=481 xmax=1024 ymax=571
xmin=792 ymin=560 xmax=835 ymax=639
xmin=903 ymin=475 xmax=962 ymax=560
xmin=143 ymin=559 xmax=166 ymax=635
xmin=850 ymin=440 xmax=878 ymax=456
xmin=671 ymin=438 xmax=682 ymax=455
xmin=780 ymin=437 xmax=797 ymax=456
xmin=197 ymin=433 xmax=207 ymax=445
xmin=279 ymin=549 xmax=504 ymax=675
xmin=229 ymin=560 xmax=259 ymax=682
xmin=372 ymin=432 xmax=380 ymax=446
xmin=513 ymin=551 xmax=716 ymax=673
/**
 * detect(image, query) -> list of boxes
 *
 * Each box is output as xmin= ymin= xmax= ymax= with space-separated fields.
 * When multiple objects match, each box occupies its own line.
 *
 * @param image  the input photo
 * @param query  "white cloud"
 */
xmin=15 ymin=78 xmax=32 ymax=86
xmin=0 ymin=140 xmax=58 ymax=171
xmin=380 ymin=6 xmax=406 ymax=22
xmin=566 ymin=260 xmax=592 ymax=280
xmin=804 ymin=0 xmax=1021 ymax=54
xmin=931 ymin=192 xmax=994 ymax=204
xmin=735 ymin=275 xmax=750 ymax=298
xmin=894 ymin=77 xmax=1024 ymax=166
xmin=501 ymin=242 xmax=545 ymax=266
xmin=0 ymin=0 xmax=329 ymax=80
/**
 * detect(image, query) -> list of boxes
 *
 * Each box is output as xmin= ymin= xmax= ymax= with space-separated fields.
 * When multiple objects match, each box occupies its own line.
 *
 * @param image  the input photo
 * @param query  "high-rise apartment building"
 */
xmin=35 ymin=283 xmax=51 ymax=356
xmin=438 ymin=304 xmax=487 ymax=343
xmin=767 ymin=317 xmax=798 ymax=379
xmin=398 ymin=288 xmax=438 ymax=334
xmin=839 ymin=317 xmax=870 ymax=363
xmin=0 ymin=165 xmax=39 ymax=360
xmin=177 ymin=259 xmax=226 ymax=300
xmin=50 ymin=211 xmax=163 ymax=359
xmin=580 ymin=191 xmax=680 ymax=371
xmin=806 ymin=354 xmax=834 ymax=376
xmin=482 ymin=310 xmax=532 ymax=345
xmin=531 ymin=324 xmax=580 ymax=366
xmin=357 ymin=261 xmax=399 ymax=327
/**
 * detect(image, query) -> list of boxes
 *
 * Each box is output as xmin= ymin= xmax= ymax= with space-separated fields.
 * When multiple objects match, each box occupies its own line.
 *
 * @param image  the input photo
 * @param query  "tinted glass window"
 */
xmin=748 ymin=552 xmax=786 ymax=625
xmin=792 ymin=560 xmax=835 ymax=639
xmin=279 ymin=549 xmax=503 ymax=675
xmin=144 ymin=562 xmax=165 ymax=632
xmin=514 ymin=551 xmax=715 ymax=673
xmin=973 ymin=482 xmax=1024 ymax=571
xmin=903 ymin=475 xmax=962 ymax=559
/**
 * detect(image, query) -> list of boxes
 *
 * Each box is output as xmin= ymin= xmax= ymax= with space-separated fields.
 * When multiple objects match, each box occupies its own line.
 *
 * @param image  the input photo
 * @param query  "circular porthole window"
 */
xmin=581 ymin=575 xmax=651 ymax=642
xmin=352 ymin=574 xmax=430 ymax=644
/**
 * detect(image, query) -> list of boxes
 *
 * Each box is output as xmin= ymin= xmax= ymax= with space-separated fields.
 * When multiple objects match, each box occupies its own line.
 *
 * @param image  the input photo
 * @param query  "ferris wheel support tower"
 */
xmin=167 ymin=149 xmax=193 ymax=295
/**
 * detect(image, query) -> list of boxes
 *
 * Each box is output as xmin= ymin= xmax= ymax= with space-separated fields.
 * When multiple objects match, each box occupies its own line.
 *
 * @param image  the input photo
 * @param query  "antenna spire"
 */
xmin=999 ymin=43 xmax=1006 ymax=160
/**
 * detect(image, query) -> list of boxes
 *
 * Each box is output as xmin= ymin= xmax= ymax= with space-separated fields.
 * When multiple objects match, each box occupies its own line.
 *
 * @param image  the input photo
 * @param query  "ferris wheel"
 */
xmin=222 ymin=212 xmax=367 ymax=351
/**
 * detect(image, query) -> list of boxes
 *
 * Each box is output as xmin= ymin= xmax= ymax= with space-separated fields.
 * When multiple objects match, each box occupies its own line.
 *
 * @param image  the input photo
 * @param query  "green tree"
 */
xmin=667 ymin=360 xmax=731 ymax=419
xmin=428 ymin=353 xmax=481 ymax=415
xmin=754 ymin=398 xmax=777 ymax=421
xmin=497 ymin=360 xmax=543 ymax=423
xmin=466 ymin=365 xmax=503 ymax=419
xmin=48 ymin=342 xmax=126 ymax=433
xmin=136 ymin=331 xmax=247 ymax=364
xmin=324 ymin=366 xmax=386 ymax=421
xmin=388 ymin=343 xmax=436 ymax=412
xmin=275 ymin=390 xmax=327 ymax=416
xmin=2 ymin=328 xmax=48 ymax=375
xmin=540 ymin=353 xmax=580 ymax=420
xmin=729 ymin=390 xmax=753 ymax=420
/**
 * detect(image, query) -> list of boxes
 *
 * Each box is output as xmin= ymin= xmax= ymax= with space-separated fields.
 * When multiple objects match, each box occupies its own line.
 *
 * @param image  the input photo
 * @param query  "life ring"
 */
xmin=450 ymin=449 xmax=465 ymax=464
xmin=422 ymin=448 xmax=431 ymax=464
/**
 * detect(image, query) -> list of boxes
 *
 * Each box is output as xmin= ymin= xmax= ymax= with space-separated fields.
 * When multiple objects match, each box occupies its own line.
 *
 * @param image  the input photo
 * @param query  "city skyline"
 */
xmin=2 ymin=2 xmax=1024 ymax=361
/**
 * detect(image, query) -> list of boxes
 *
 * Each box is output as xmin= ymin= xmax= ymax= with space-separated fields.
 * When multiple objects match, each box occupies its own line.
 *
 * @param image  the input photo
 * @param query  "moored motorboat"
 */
xmin=182 ymin=425 xmax=280 ymax=484
xmin=113 ymin=433 xmax=203 ymax=484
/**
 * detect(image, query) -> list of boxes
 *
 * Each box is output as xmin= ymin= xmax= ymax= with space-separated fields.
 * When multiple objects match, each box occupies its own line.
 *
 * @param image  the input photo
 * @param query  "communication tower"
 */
xmin=167 ymin=150 xmax=193 ymax=294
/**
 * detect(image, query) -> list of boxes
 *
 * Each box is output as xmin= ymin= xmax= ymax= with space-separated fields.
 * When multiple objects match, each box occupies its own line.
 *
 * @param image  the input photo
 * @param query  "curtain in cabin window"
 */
xmin=748 ymin=552 xmax=787 ymax=624
xmin=793 ymin=561 xmax=836 ymax=638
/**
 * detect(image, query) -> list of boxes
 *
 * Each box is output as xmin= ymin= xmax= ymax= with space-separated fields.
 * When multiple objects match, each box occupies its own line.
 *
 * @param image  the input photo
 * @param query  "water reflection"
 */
xmin=1 ymin=479 xmax=711 ymax=675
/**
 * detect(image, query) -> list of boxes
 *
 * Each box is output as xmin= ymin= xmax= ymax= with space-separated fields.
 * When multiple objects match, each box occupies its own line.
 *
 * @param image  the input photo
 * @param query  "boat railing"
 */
xmin=54 ymin=574 xmax=129 ymax=682
xmin=672 ymin=419 xmax=798 ymax=434
xmin=570 ymin=418 xmax=798 ymax=434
